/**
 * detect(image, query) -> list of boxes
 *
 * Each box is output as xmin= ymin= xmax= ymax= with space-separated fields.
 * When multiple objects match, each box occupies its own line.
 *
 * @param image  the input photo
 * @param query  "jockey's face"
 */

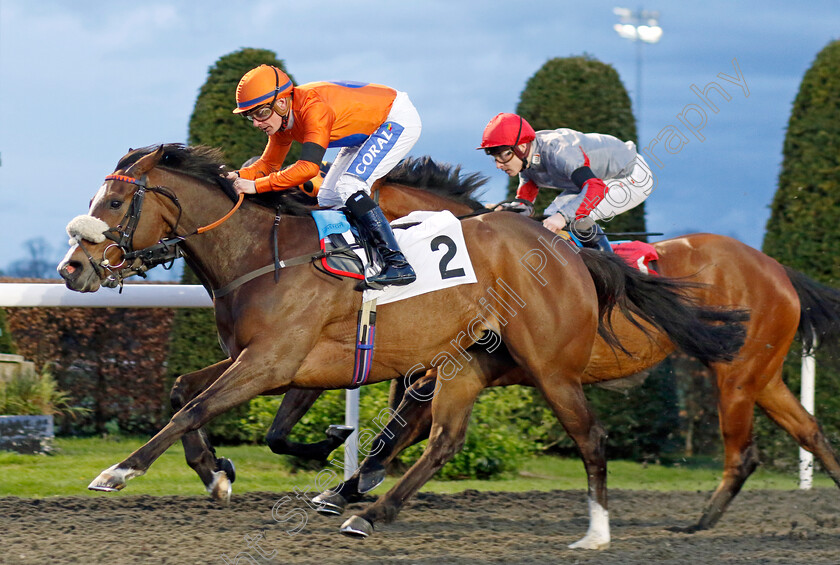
xmin=249 ymin=109 xmax=283 ymax=135
xmin=491 ymin=144 xmax=527 ymax=176
xmin=247 ymin=97 xmax=291 ymax=136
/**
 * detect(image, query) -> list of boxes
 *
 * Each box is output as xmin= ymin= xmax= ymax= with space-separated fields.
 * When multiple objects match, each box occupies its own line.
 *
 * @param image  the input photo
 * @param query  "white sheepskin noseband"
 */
xmin=66 ymin=215 xmax=110 ymax=246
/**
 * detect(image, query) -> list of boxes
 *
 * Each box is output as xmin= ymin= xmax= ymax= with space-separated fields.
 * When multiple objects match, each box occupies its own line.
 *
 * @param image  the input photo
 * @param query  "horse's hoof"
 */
xmin=326 ymin=424 xmax=355 ymax=443
xmin=340 ymin=515 xmax=374 ymax=538
xmin=88 ymin=464 xmax=140 ymax=492
xmin=217 ymin=457 xmax=236 ymax=484
xmin=207 ymin=470 xmax=232 ymax=505
xmin=88 ymin=478 xmax=123 ymax=492
xmin=313 ymin=490 xmax=347 ymax=516
xmin=568 ymin=534 xmax=610 ymax=550
xmin=666 ymin=523 xmax=704 ymax=534
xmin=358 ymin=465 xmax=386 ymax=493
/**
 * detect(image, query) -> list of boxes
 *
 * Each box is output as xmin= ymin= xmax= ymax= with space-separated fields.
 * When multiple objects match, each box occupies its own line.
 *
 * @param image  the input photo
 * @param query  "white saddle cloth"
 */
xmin=362 ymin=210 xmax=477 ymax=306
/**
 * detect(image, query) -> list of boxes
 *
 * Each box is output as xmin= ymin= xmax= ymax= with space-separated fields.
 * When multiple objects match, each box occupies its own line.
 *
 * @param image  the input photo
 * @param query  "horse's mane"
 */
xmin=383 ymin=156 xmax=487 ymax=211
xmin=115 ymin=146 xmax=488 ymax=215
xmin=115 ymin=144 xmax=314 ymax=217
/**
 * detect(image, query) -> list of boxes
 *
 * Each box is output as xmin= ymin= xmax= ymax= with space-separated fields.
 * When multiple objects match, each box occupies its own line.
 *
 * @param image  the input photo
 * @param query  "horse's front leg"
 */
xmin=265 ymin=389 xmax=354 ymax=462
xmin=88 ymin=346 xmax=296 ymax=493
xmin=169 ymin=359 xmax=237 ymax=502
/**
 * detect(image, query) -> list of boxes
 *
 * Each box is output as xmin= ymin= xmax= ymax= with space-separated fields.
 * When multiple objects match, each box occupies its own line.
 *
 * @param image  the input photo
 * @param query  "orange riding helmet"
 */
xmin=478 ymin=112 xmax=536 ymax=161
xmin=232 ymin=65 xmax=294 ymax=114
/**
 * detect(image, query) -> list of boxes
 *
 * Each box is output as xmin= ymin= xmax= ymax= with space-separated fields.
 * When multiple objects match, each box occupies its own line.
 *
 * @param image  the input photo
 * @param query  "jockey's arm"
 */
xmin=569 ymin=148 xmax=609 ymax=220
xmin=496 ymin=178 xmax=537 ymax=215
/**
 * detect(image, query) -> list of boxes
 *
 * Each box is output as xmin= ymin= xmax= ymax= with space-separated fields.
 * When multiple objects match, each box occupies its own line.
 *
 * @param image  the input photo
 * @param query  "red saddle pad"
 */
xmin=611 ymin=240 xmax=659 ymax=274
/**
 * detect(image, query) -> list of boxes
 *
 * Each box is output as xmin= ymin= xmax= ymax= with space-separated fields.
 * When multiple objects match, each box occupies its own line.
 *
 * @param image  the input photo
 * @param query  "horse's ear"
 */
xmin=126 ymin=145 xmax=165 ymax=178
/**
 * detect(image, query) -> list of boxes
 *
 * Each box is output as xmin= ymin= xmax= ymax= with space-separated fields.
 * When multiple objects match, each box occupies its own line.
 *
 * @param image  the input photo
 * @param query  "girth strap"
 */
xmin=211 ymin=245 xmax=359 ymax=299
xmin=212 ymin=208 xmax=490 ymax=300
xmin=272 ymin=207 xmax=282 ymax=283
xmin=350 ymin=298 xmax=377 ymax=388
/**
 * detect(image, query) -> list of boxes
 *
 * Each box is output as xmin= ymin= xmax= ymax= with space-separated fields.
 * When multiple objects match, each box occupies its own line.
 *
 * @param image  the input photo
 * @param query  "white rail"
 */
xmin=0 ymin=282 xmax=359 ymax=477
xmin=0 ymin=283 xmax=212 ymax=308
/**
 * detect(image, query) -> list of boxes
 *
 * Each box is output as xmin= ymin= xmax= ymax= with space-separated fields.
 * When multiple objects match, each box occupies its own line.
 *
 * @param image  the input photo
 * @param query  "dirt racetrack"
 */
xmin=1 ymin=488 xmax=838 ymax=564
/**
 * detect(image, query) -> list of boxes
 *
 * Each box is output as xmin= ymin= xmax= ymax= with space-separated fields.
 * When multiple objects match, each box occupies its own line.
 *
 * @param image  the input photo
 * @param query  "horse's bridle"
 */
xmin=76 ymin=168 xmax=371 ymax=297
xmin=77 ymin=173 xmax=185 ymax=289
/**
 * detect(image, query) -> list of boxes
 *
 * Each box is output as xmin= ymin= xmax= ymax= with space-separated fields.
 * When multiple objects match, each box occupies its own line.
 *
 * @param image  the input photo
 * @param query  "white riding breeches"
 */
xmin=317 ymin=91 xmax=422 ymax=208
xmin=545 ymin=154 xmax=656 ymax=223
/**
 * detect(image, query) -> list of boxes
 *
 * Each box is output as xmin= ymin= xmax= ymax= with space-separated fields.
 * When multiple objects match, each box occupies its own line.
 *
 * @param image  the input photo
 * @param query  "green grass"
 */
xmin=0 ymin=437 xmax=834 ymax=498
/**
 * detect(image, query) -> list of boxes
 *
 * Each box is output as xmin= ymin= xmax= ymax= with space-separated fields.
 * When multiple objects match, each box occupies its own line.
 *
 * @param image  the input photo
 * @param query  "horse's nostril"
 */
xmin=60 ymin=260 xmax=83 ymax=280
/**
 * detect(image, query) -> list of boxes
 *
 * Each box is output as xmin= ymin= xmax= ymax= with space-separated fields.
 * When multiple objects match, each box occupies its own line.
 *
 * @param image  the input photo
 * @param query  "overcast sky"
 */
xmin=0 ymin=1 xmax=837 ymax=280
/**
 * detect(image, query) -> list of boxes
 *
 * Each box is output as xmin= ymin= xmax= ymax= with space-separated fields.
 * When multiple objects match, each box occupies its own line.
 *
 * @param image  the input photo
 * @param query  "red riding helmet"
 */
xmin=478 ymin=113 xmax=536 ymax=151
xmin=233 ymin=65 xmax=294 ymax=114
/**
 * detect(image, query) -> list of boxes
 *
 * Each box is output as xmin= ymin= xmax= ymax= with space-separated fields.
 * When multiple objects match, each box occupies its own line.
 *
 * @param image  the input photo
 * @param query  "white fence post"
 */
xmin=799 ymin=350 xmax=816 ymax=490
xmin=344 ymin=388 xmax=360 ymax=481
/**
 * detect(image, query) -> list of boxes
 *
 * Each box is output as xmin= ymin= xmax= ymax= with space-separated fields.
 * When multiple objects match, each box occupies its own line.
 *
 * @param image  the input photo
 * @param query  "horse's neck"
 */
xmin=173 ymin=187 xmax=316 ymax=291
xmin=376 ymin=183 xmax=475 ymax=220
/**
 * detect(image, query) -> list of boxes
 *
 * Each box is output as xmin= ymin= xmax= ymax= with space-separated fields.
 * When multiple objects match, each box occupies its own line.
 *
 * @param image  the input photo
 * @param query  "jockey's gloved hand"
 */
xmin=570 ymin=215 xmax=596 ymax=234
xmin=297 ymin=170 xmax=324 ymax=197
xmin=497 ymin=198 xmax=535 ymax=217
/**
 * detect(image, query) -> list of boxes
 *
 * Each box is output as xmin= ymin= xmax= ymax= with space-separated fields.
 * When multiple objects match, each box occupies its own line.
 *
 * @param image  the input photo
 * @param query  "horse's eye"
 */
xmin=110 ymin=200 xmax=123 ymax=210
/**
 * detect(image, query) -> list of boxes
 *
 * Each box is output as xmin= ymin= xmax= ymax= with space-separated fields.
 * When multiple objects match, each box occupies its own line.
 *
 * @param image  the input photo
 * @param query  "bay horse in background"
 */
xmin=57 ymin=145 xmax=747 ymax=549
xmin=264 ymin=156 xmax=840 ymax=535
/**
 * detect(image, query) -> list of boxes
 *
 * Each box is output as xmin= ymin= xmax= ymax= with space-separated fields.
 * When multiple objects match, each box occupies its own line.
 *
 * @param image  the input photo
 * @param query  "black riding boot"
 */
xmin=346 ymin=191 xmax=416 ymax=288
xmin=572 ymin=220 xmax=613 ymax=253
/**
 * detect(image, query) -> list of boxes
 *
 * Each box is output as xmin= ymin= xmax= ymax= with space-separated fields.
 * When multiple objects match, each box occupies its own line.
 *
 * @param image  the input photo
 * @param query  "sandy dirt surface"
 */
xmin=0 ymin=489 xmax=838 ymax=564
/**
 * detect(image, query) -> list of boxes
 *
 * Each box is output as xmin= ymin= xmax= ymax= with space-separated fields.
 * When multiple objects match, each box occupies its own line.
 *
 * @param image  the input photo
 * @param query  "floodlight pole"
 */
xmin=636 ymin=38 xmax=643 ymax=136
xmin=613 ymin=7 xmax=663 ymax=142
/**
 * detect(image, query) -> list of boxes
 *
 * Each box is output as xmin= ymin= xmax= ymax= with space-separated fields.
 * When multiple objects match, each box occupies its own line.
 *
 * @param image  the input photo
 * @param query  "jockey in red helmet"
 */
xmin=228 ymin=65 xmax=421 ymax=288
xmin=478 ymin=112 xmax=655 ymax=253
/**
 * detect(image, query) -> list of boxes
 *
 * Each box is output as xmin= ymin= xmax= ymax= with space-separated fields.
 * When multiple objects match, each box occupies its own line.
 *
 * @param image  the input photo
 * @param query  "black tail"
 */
xmin=783 ymin=266 xmax=840 ymax=354
xmin=578 ymin=249 xmax=749 ymax=364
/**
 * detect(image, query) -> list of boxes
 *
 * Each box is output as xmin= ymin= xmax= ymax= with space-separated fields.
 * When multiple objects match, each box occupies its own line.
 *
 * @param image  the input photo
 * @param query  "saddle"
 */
xmin=311 ymin=210 xmax=378 ymax=286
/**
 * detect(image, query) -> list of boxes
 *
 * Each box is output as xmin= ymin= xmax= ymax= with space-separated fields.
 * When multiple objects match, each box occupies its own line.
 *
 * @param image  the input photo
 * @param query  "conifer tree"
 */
xmin=759 ymin=40 xmax=840 ymax=467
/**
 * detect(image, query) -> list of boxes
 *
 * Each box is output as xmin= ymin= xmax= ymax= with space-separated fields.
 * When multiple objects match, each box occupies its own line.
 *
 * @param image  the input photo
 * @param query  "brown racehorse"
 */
xmin=57 ymin=145 xmax=746 ymax=550
xmin=298 ymin=158 xmax=840 ymax=537
xmin=261 ymin=158 xmax=490 ymax=461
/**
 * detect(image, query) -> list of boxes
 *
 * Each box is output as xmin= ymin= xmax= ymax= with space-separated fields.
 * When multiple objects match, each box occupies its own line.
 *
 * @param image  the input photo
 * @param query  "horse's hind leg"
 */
xmin=169 ymin=359 xmax=235 ymax=502
xmin=265 ymin=389 xmax=353 ymax=461
xmin=686 ymin=358 xmax=840 ymax=533
xmin=676 ymin=364 xmax=762 ymax=533
xmin=757 ymin=371 xmax=840 ymax=484
xmin=535 ymin=378 xmax=610 ymax=550
xmin=314 ymin=372 xmax=436 ymax=515
xmin=339 ymin=365 xmax=487 ymax=538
